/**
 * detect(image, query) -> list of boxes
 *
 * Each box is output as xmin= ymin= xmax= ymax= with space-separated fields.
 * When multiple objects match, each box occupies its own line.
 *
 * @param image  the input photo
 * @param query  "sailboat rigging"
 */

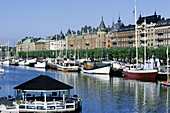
xmin=122 ymin=0 xmax=158 ymax=79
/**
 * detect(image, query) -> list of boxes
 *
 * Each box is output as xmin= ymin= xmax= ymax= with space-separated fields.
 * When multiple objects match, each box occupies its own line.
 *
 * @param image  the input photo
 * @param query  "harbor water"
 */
xmin=0 ymin=65 xmax=170 ymax=112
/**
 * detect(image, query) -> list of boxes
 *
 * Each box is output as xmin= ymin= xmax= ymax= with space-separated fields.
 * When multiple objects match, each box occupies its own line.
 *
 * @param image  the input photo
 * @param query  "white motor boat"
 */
xmin=34 ymin=62 xmax=47 ymax=68
xmin=111 ymin=61 xmax=125 ymax=70
xmin=3 ymin=60 xmax=11 ymax=65
xmin=56 ymin=60 xmax=80 ymax=72
xmin=19 ymin=60 xmax=26 ymax=66
xmin=25 ymin=58 xmax=37 ymax=66
xmin=81 ymin=62 xmax=111 ymax=74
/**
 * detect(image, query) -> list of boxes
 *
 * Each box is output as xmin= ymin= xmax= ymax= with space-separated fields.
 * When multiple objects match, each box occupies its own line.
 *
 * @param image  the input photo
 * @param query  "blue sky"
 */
xmin=0 ymin=0 xmax=169 ymax=46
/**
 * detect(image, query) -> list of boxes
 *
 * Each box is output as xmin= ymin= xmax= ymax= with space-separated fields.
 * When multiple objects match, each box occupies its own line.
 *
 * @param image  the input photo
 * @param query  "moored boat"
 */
xmin=34 ymin=61 xmax=47 ymax=68
xmin=3 ymin=59 xmax=11 ymax=65
xmin=123 ymin=68 xmax=158 ymax=79
xmin=18 ymin=60 xmax=25 ymax=66
xmin=10 ymin=59 xmax=19 ymax=66
xmin=81 ymin=61 xmax=111 ymax=74
xmin=156 ymin=71 xmax=168 ymax=81
xmin=56 ymin=59 xmax=80 ymax=72
xmin=25 ymin=58 xmax=37 ymax=67
xmin=122 ymin=2 xmax=158 ymax=79
xmin=47 ymin=62 xmax=57 ymax=69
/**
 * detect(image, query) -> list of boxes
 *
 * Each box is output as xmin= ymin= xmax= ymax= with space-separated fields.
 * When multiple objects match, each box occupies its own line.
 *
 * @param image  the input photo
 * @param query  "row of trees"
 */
xmin=14 ymin=47 xmax=168 ymax=61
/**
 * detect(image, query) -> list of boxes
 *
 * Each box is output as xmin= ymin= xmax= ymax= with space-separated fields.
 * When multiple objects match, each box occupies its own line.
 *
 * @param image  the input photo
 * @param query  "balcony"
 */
xmin=112 ymin=41 xmax=117 ymax=45
xmin=140 ymin=33 xmax=147 ymax=37
xmin=157 ymin=32 xmax=163 ymax=36
xmin=158 ymin=38 xmax=163 ymax=42
xmin=140 ymin=40 xmax=147 ymax=44
xmin=128 ymin=40 xmax=133 ymax=44
xmin=128 ymin=34 xmax=133 ymax=38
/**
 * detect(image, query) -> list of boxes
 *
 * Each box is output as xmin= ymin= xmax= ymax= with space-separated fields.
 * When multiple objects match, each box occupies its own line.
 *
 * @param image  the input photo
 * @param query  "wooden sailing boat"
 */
xmin=122 ymin=0 xmax=158 ymax=79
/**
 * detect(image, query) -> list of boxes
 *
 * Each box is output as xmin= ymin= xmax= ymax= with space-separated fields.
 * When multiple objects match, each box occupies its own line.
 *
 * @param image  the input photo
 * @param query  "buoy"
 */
xmin=1 ymin=76 xmax=3 ymax=78
xmin=4 ymin=76 xmax=6 ymax=79
xmin=18 ymin=76 xmax=20 ymax=78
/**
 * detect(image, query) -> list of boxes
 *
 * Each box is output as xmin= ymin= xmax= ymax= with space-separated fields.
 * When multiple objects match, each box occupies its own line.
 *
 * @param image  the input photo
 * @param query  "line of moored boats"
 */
xmin=0 ymin=58 xmax=169 ymax=82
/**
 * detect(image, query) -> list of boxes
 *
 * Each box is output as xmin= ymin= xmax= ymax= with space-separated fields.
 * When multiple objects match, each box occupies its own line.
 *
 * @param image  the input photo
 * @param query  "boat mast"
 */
xmin=56 ymin=33 xmax=58 ymax=59
xmin=144 ymin=18 xmax=147 ymax=68
xmin=1 ymin=35 xmax=2 ymax=60
xmin=8 ymin=40 xmax=9 ymax=59
xmin=167 ymin=47 xmax=170 ymax=82
xmin=135 ymin=0 xmax=138 ymax=69
xmin=66 ymin=36 xmax=67 ymax=59
xmin=13 ymin=41 xmax=15 ymax=60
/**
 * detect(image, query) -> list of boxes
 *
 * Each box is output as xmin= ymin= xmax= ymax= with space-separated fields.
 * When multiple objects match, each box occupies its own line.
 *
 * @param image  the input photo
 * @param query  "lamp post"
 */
xmin=85 ymin=43 xmax=89 ymax=60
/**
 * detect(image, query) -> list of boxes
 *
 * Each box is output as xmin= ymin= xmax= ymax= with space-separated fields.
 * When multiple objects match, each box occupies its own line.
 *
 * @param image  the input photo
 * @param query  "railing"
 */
xmin=19 ymin=100 xmax=76 ymax=112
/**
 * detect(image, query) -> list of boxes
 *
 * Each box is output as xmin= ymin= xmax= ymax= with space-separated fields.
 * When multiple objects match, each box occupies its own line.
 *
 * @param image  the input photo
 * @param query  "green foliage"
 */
xmin=16 ymin=47 xmax=170 ymax=61
xmin=155 ymin=47 xmax=167 ymax=60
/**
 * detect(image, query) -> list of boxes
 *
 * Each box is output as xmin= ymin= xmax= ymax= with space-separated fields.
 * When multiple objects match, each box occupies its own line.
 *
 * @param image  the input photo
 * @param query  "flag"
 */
xmin=133 ymin=8 xmax=135 ymax=16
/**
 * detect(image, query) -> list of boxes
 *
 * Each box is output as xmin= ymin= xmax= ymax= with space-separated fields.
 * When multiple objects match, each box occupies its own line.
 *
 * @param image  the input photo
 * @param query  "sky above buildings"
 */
xmin=0 ymin=0 xmax=169 ymax=46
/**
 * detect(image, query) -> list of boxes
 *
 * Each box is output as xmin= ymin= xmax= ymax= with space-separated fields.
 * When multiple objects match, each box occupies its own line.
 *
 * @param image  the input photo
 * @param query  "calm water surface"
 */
xmin=0 ymin=65 xmax=169 ymax=113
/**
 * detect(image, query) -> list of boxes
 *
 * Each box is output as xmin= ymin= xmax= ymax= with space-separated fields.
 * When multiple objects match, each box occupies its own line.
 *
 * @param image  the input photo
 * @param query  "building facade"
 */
xmin=16 ymin=12 xmax=170 ymax=54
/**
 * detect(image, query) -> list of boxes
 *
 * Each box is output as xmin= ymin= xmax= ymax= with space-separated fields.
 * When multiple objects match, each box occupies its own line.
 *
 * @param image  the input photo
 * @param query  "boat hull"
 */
xmin=47 ymin=63 xmax=57 ymax=69
xmin=62 ymin=70 xmax=69 ymax=72
xmin=81 ymin=66 xmax=110 ymax=74
xmin=57 ymin=64 xmax=80 ymax=72
xmin=122 ymin=69 xmax=158 ymax=79
xmin=3 ymin=60 xmax=11 ymax=65
xmin=155 ymin=72 xmax=168 ymax=81
xmin=161 ymin=81 xmax=170 ymax=86
xmin=34 ymin=62 xmax=47 ymax=68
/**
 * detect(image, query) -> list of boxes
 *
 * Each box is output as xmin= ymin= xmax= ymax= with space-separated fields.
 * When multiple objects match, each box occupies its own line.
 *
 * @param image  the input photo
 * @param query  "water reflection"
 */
xmin=0 ymin=66 xmax=169 ymax=112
